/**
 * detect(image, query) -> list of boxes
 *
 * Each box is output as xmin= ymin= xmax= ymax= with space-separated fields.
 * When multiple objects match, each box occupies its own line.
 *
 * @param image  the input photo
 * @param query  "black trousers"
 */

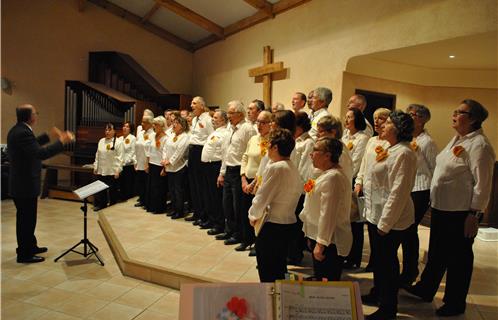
xmin=222 ymin=166 xmax=242 ymax=239
xmin=346 ymin=221 xmax=365 ymax=266
xmin=94 ymin=175 xmax=119 ymax=208
xmin=371 ymin=227 xmax=407 ymax=315
xmin=202 ymin=161 xmax=224 ymax=229
xmin=309 ymin=239 xmax=344 ymax=281
xmin=135 ymin=170 xmax=148 ymax=204
xmin=119 ymin=164 xmax=136 ymax=200
xmin=415 ymin=209 xmax=474 ymax=309
xmin=187 ymin=145 xmax=206 ymax=220
xmin=240 ymin=177 xmax=255 ymax=245
xmin=288 ymin=194 xmax=306 ymax=261
xmin=256 ymin=222 xmax=293 ymax=282
xmin=400 ymin=190 xmax=430 ymax=282
xmin=366 ymin=221 xmax=377 ymax=268
xmin=167 ymin=167 xmax=186 ymax=216
xmin=145 ymin=164 xmax=168 ymax=213
xmin=14 ymin=197 xmax=38 ymax=258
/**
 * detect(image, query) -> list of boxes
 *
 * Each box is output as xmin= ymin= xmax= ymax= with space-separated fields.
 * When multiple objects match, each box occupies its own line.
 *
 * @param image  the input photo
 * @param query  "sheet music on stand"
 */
xmin=73 ymin=180 xmax=109 ymax=199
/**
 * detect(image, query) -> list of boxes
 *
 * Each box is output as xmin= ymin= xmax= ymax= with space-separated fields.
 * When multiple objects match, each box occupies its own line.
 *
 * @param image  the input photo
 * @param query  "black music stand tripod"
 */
xmin=54 ymin=181 xmax=107 ymax=266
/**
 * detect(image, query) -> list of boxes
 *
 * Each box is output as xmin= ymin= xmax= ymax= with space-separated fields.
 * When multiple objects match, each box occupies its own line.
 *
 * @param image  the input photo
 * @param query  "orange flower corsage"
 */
xmin=106 ymin=144 xmax=111 ymax=150
xmin=125 ymin=138 xmax=130 ymax=144
xmin=453 ymin=145 xmax=464 ymax=157
xmin=144 ymin=134 xmax=149 ymax=141
xmin=173 ymin=135 xmax=178 ymax=142
xmin=155 ymin=140 xmax=161 ymax=148
xmin=376 ymin=149 xmax=389 ymax=162
xmin=210 ymin=135 xmax=217 ymax=141
xmin=259 ymin=139 xmax=270 ymax=156
xmin=304 ymin=179 xmax=315 ymax=193
xmin=410 ymin=140 xmax=418 ymax=151
xmin=347 ymin=141 xmax=354 ymax=150
xmin=374 ymin=145 xmax=384 ymax=154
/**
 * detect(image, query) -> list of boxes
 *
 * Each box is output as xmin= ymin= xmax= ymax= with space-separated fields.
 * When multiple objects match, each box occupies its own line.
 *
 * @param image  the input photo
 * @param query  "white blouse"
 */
xmin=248 ymin=160 xmax=302 ymax=225
xmin=292 ymin=132 xmax=315 ymax=184
xmin=342 ymin=131 xmax=369 ymax=178
xmin=163 ymin=132 xmax=189 ymax=172
xmin=367 ymin=142 xmax=417 ymax=232
xmin=241 ymin=134 xmax=268 ymax=179
xmin=94 ymin=137 xmax=123 ymax=176
xmin=411 ymin=130 xmax=438 ymax=192
xmin=201 ymin=126 xmax=230 ymax=163
xmin=135 ymin=128 xmax=154 ymax=170
xmin=309 ymin=108 xmax=329 ymax=140
xmin=431 ymin=129 xmax=495 ymax=212
xmin=145 ymin=133 xmax=167 ymax=166
xmin=299 ymin=168 xmax=352 ymax=256
xmin=118 ymin=134 xmax=136 ymax=166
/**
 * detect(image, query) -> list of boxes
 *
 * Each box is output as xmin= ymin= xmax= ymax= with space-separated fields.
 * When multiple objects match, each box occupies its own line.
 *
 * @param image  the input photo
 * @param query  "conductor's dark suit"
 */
xmin=7 ymin=122 xmax=64 ymax=258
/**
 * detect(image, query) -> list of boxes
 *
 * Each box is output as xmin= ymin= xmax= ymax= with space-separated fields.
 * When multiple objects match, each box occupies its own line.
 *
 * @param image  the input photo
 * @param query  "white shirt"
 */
xmin=367 ymin=142 xmax=417 ymax=232
xmin=342 ymin=131 xmax=369 ymax=178
xmin=118 ymin=134 xmax=136 ymax=166
xmin=220 ymin=120 xmax=257 ymax=175
xmin=94 ymin=137 xmax=123 ymax=176
xmin=189 ymin=112 xmax=214 ymax=146
xmin=165 ymin=126 xmax=174 ymax=138
xmin=135 ymin=128 xmax=154 ymax=170
xmin=411 ymin=130 xmax=438 ymax=192
xmin=431 ymin=129 xmax=495 ymax=212
xmin=309 ymin=108 xmax=329 ymax=140
xmin=241 ymin=134 xmax=268 ymax=179
xmin=145 ymin=133 xmax=167 ymax=166
xmin=201 ymin=126 xmax=229 ymax=163
xmin=299 ymin=168 xmax=352 ymax=256
xmin=248 ymin=160 xmax=302 ymax=225
xmin=292 ymin=132 xmax=315 ymax=184
xmin=163 ymin=132 xmax=189 ymax=172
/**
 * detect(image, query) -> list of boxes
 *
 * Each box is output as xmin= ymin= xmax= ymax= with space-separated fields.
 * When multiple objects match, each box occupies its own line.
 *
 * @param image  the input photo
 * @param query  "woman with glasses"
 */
xmin=361 ymin=111 xmax=417 ymax=320
xmin=162 ymin=116 xmax=190 ymax=219
xmin=238 ymin=111 xmax=273 ymax=252
xmin=93 ymin=123 xmax=123 ymax=211
xmin=118 ymin=121 xmax=136 ymax=201
xmin=406 ymin=100 xmax=495 ymax=317
xmin=299 ymin=137 xmax=352 ymax=281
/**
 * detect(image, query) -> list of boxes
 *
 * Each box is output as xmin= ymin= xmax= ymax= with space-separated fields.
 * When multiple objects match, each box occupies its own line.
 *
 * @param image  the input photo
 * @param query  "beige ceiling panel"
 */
xmin=149 ymin=8 xmax=211 ymax=42
xmin=108 ymin=0 xmax=156 ymax=17
xmin=176 ymin=0 xmax=258 ymax=27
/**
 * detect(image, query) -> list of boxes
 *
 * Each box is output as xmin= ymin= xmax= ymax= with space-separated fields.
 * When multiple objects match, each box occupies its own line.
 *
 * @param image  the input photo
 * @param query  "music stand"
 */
xmin=54 ymin=180 xmax=108 ymax=266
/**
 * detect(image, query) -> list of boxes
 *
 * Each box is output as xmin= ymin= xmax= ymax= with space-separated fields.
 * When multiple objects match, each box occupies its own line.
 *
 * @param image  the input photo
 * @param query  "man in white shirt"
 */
xmin=246 ymin=99 xmax=264 ymax=130
xmin=309 ymin=87 xmax=332 ymax=140
xmin=216 ymin=101 xmax=257 ymax=245
xmin=345 ymin=94 xmax=374 ymax=138
xmin=201 ymin=110 xmax=230 ymax=236
xmin=185 ymin=97 xmax=214 ymax=226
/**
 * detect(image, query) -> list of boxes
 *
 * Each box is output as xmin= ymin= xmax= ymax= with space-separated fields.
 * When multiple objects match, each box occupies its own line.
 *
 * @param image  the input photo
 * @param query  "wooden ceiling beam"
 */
xmin=88 ymin=0 xmax=193 ymax=52
xmin=243 ymin=0 xmax=273 ymax=18
xmin=194 ymin=0 xmax=312 ymax=51
xmin=141 ymin=3 xmax=161 ymax=23
xmin=155 ymin=0 xmax=224 ymax=38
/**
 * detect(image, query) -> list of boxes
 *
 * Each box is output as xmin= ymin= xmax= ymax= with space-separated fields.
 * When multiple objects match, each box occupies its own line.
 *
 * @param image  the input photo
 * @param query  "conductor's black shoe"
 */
xmin=404 ymin=285 xmax=433 ymax=302
xmin=215 ymin=233 xmax=231 ymax=240
xmin=435 ymin=304 xmax=465 ymax=317
xmin=17 ymin=255 xmax=45 ymax=264
xmin=361 ymin=293 xmax=379 ymax=306
xmin=224 ymin=237 xmax=241 ymax=245
xmin=33 ymin=247 xmax=48 ymax=254
xmin=365 ymin=309 xmax=396 ymax=320
xmin=207 ymin=228 xmax=224 ymax=236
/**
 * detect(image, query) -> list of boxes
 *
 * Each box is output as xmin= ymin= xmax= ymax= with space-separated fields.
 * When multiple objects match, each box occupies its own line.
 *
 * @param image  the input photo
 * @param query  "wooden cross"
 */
xmin=248 ymin=46 xmax=285 ymax=107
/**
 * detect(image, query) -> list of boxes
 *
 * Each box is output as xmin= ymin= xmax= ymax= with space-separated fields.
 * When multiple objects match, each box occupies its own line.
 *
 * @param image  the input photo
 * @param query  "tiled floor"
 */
xmin=2 ymin=198 xmax=497 ymax=319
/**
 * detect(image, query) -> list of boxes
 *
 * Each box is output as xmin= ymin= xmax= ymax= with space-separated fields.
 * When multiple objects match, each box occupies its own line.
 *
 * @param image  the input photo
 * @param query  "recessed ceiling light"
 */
xmin=449 ymin=55 xmax=456 ymax=59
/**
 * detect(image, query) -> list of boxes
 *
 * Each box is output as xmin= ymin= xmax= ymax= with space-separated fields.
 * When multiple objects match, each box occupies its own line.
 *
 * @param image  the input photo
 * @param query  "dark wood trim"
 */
xmin=243 ymin=0 xmax=274 ymax=17
xmin=141 ymin=3 xmax=161 ymax=23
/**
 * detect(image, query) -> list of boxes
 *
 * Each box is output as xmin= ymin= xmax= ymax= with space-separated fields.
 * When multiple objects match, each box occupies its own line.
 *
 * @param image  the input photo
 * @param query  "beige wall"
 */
xmin=1 ymin=0 xmax=193 ymax=143
xmin=342 ymin=72 xmax=498 ymax=157
xmin=193 ymin=0 xmax=496 ymax=114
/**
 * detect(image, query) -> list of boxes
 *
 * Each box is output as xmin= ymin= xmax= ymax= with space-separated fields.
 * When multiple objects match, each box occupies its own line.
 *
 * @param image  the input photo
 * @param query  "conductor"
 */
xmin=7 ymin=104 xmax=74 ymax=263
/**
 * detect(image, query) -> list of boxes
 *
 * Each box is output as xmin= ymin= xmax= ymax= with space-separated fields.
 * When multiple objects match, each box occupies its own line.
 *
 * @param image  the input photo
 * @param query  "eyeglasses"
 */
xmin=453 ymin=110 xmax=471 ymax=116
